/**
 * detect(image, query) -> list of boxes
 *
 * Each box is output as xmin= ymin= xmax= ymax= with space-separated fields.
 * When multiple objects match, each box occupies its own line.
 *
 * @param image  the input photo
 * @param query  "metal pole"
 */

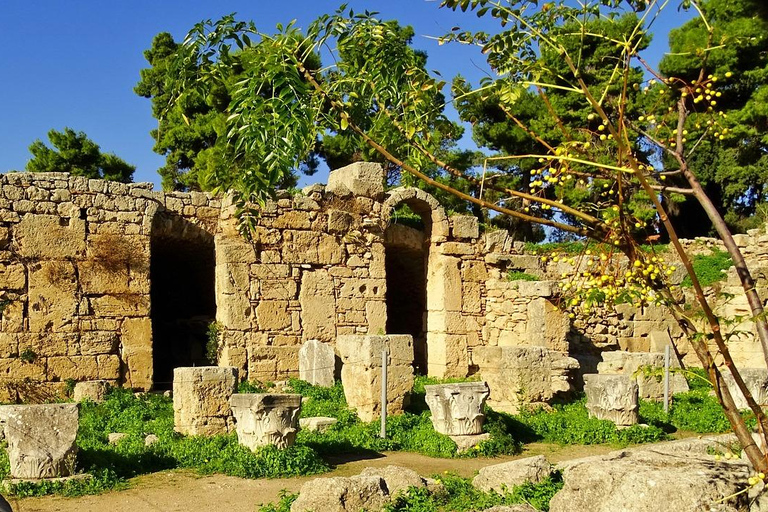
xmin=380 ymin=347 xmax=388 ymax=439
xmin=664 ymin=344 xmax=670 ymax=414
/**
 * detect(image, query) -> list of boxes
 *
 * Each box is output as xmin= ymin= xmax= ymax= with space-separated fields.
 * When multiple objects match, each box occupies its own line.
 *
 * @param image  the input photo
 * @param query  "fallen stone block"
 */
xmin=299 ymin=416 xmax=338 ymax=433
xmin=0 ymin=403 xmax=79 ymax=479
xmin=472 ymin=456 xmax=553 ymax=493
xmin=359 ymin=465 xmax=428 ymax=497
xmin=230 ymin=393 xmax=301 ymax=450
xmin=73 ymin=380 xmax=110 ymax=403
xmin=291 ymin=475 xmax=388 ymax=512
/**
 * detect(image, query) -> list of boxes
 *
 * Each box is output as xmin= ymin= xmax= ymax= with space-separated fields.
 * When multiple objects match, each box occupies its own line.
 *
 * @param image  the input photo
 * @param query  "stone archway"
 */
xmin=383 ymin=188 xmax=465 ymax=378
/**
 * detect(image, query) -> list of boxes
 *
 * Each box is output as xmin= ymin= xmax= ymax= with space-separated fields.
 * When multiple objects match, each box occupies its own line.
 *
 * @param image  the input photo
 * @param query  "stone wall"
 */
xmin=2 ymin=164 xmax=766 ymax=399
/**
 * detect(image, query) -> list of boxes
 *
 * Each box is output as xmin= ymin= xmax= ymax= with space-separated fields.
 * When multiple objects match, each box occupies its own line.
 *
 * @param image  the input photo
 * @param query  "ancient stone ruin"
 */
xmin=229 ymin=393 xmax=302 ymax=449
xmin=0 ymin=403 xmax=79 ymax=480
xmin=1 ymin=162 xmax=767 ymax=418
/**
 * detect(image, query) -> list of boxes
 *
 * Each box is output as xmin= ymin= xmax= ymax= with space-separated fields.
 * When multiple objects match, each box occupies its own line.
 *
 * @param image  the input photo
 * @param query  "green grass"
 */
xmin=507 ymin=271 xmax=540 ymax=281
xmin=524 ymin=241 xmax=669 ymax=256
xmin=681 ymin=248 xmax=733 ymax=287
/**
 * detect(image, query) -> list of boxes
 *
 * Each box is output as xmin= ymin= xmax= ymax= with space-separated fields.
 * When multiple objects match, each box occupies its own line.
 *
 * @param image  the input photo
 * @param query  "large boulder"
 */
xmin=291 ymin=475 xmax=389 ymax=512
xmin=472 ymin=456 xmax=553 ymax=493
xmin=474 ymin=346 xmax=579 ymax=413
xmin=583 ymin=374 xmax=639 ymax=427
xmin=0 ymin=403 xmax=79 ymax=479
xmin=550 ymin=449 xmax=762 ymax=512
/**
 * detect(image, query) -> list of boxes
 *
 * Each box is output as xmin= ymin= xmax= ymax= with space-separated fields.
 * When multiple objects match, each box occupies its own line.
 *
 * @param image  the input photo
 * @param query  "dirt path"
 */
xmin=12 ymin=444 xmax=615 ymax=512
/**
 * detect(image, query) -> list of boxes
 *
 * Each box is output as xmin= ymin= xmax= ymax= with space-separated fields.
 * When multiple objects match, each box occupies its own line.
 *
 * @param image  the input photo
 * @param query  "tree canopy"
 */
xmin=26 ymin=127 xmax=135 ymax=182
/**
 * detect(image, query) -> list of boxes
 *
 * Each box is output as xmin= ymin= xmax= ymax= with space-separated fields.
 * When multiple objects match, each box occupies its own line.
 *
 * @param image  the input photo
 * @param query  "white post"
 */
xmin=664 ymin=344 xmax=671 ymax=414
xmin=380 ymin=347 xmax=388 ymax=439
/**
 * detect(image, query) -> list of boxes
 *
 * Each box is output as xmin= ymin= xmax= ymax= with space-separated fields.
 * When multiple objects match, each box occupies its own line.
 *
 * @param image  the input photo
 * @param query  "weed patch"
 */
xmin=681 ymin=248 xmax=733 ymax=287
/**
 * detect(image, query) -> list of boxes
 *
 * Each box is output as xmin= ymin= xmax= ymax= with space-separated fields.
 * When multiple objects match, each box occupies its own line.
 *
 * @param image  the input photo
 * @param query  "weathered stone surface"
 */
xmin=0 ymin=403 xmax=79 ymax=479
xmin=359 ymin=465 xmax=428 ymax=496
xmin=474 ymin=346 xmax=579 ymax=413
xmin=255 ymin=300 xmax=291 ymax=331
xmin=230 ymin=393 xmax=301 ymax=450
xmin=16 ymin=214 xmax=86 ymax=259
xmin=424 ymin=381 xmax=489 ymax=435
xmin=120 ymin=318 xmax=153 ymax=391
xmin=584 ymin=374 xmax=639 ymax=427
xmin=337 ymin=335 xmax=414 ymax=422
xmin=173 ymin=366 xmax=238 ymax=436
xmin=549 ymin=449 xmax=760 ymax=512
xmin=299 ymin=270 xmax=336 ymax=343
xmin=73 ymin=380 xmax=110 ymax=403
xmin=299 ymin=339 xmax=335 ymax=387
xmin=597 ymin=351 xmax=689 ymax=401
xmin=28 ymin=261 xmax=78 ymax=332
xmin=472 ymin=456 xmax=553 ymax=493
xmin=283 ymin=231 xmax=344 ymax=265
xmin=326 ymin=162 xmax=385 ymax=199
xmin=482 ymin=506 xmax=537 ymax=512
xmin=299 ymin=416 xmax=338 ymax=433
xmin=291 ymin=475 xmax=388 ymax=512
xmin=526 ymin=298 xmax=570 ymax=351
xmin=722 ymin=368 xmax=768 ymax=410
xmin=108 ymin=432 xmax=127 ymax=444
xmin=451 ymin=215 xmax=479 ymax=239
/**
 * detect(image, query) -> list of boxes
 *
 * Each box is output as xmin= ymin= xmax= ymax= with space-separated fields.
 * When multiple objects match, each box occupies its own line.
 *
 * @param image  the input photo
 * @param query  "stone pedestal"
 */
xmin=584 ymin=374 xmax=639 ymax=427
xmin=173 ymin=366 xmax=238 ymax=436
xmin=336 ymin=335 xmax=414 ymax=422
xmin=230 ymin=393 xmax=302 ymax=449
xmin=474 ymin=346 xmax=579 ymax=413
xmin=0 ymin=403 xmax=79 ymax=479
xmin=424 ymin=381 xmax=489 ymax=435
xmin=299 ymin=339 xmax=335 ymax=387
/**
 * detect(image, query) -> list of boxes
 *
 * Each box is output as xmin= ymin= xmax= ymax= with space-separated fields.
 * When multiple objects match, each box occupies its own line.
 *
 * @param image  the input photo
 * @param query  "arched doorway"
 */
xmin=383 ymin=188 xmax=465 ymax=378
xmin=149 ymin=212 xmax=216 ymax=389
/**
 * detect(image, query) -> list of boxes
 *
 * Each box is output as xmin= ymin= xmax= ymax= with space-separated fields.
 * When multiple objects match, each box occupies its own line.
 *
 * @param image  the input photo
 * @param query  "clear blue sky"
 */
xmin=0 ymin=1 xmax=692 ymax=189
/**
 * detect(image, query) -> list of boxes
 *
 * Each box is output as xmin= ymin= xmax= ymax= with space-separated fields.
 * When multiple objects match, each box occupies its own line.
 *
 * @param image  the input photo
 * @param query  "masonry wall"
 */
xmin=2 ymin=165 xmax=766 ymax=400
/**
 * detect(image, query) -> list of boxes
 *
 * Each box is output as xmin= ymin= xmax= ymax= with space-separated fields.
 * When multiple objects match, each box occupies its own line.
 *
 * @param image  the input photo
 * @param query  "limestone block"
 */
xmin=108 ymin=432 xmax=127 ymax=444
xmin=0 ymin=403 xmax=79 ymax=479
xmin=526 ymin=298 xmax=570 ymax=351
xmin=256 ymin=300 xmax=291 ymax=331
xmin=28 ymin=261 xmax=78 ymax=332
xmin=259 ymin=280 xmax=297 ymax=300
xmin=272 ymin=210 xmax=311 ymax=229
xmin=722 ymin=368 xmax=768 ymax=410
xmin=427 ymin=254 xmax=462 ymax=312
xmin=597 ymin=351 xmax=688 ymax=401
xmin=427 ymin=332 xmax=470 ymax=379
xmin=215 ymin=236 xmax=257 ymax=264
xmin=16 ymin=214 xmax=86 ymax=260
xmin=365 ymin=300 xmax=387 ymax=334
xmin=247 ymin=345 xmax=300 ymax=381
xmin=336 ymin=335 xmax=414 ymax=422
xmin=299 ymin=270 xmax=336 ymax=342
xmin=424 ymin=381 xmax=489 ymax=435
xmin=327 ymin=209 xmax=355 ymax=234
xmin=0 ymin=263 xmax=25 ymax=290
xmin=299 ymin=339 xmax=335 ymax=387
xmin=120 ymin=317 xmax=153 ymax=391
xmin=450 ymin=432 xmax=491 ymax=453
xmin=283 ymin=231 xmax=344 ymax=265
xmin=89 ymin=294 xmax=149 ymax=317
xmin=291 ymin=475 xmax=388 ymax=512
xmin=173 ymin=366 xmax=238 ymax=436
xmin=299 ymin=416 xmax=338 ymax=433
xmin=472 ymin=456 xmax=553 ymax=493
xmin=73 ymin=381 xmax=110 ymax=403
xmin=230 ymin=393 xmax=301 ymax=449
xmin=474 ymin=346 xmax=579 ymax=413
xmin=326 ymin=162 xmax=385 ymax=199
xmin=451 ymin=215 xmax=479 ymax=239
xmin=584 ymin=374 xmax=639 ymax=427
